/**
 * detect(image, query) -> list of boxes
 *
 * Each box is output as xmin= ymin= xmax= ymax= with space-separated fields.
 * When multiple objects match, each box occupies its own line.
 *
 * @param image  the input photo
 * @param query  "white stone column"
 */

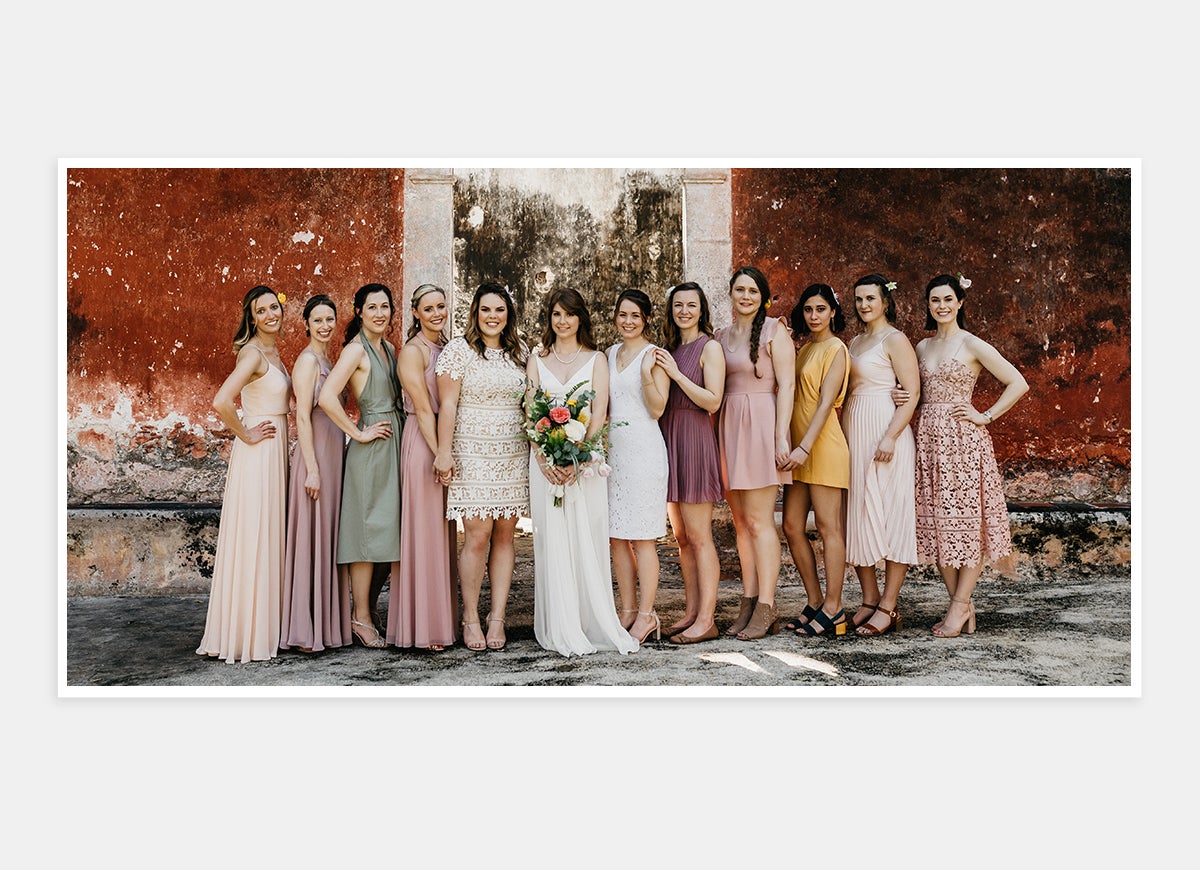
xmin=402 ymin=168 xmax=456 ymax=337
xmin=681 ymin=168 xmax=733 ymax=329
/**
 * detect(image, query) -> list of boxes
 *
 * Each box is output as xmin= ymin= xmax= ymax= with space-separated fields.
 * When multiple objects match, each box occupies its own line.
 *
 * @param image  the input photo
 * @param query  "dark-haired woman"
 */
xmin=606 ymin=288 xmax=670 ymax=644
xmin=780 ymin=284 xmax=852 ymax=638
xmin=527 ymin=287 xmax=637 ymax=657
xmin=652 ymin=282 xmax=725 ymax=644
xmin=389 ymin=283 xmax=458 ymax=651
xmin=913 ymin=274 xmax=1028 ymax=637
xmin=318 ymin=283 xmax=402 ymax=649
xmin=434 ymin=283 xmax=529 ymax=652
xmin=841 ymin=274 xmax=920 ymax=637
xmin=716 ymin=266 xmax=795 ymax=640
xmin=197 ymin=285 xmax=291 ymax=664
xmin=280 ymin=294 xmax=352 ymax=653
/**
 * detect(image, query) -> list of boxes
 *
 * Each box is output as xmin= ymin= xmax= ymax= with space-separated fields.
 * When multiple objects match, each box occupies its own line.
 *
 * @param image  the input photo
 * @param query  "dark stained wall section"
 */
xmin=731 ymin=168 xmax=1131 ymax=502
xmin=452 ymin=170 xmax=683 ymax=350
xmin=67 ymin=167 xmax=404 ymax=503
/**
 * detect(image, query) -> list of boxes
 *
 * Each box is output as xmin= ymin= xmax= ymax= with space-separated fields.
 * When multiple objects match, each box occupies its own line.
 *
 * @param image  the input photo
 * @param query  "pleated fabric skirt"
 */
xmin=842 ymin=391 xmax=917 ymax=567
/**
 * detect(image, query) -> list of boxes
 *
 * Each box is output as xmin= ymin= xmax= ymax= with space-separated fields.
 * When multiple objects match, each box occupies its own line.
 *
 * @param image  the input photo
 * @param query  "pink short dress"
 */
xmin=716 ymin=317 xmax=790 ymax=491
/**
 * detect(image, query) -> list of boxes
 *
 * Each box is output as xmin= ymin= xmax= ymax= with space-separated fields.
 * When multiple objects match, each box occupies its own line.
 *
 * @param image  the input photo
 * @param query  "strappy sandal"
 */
xmin=782 ymin=603 xmax=821 ymax=632
xmin=796 ymin=608 xmax=849 ymax=638
xmin=850 ymin=603 xmax=879 ymax=628
xmin=856 ymin=606 xmax=903 ymax=636
xmin=351 ymin=618 xmax=385 ymax=649
xmin=485 ymin=613 xmax=507 ymax=650
xmin=932 ymin=597 xmax=976 ymax=638
xmin=462 ymin=620 xmax=486 ymax=652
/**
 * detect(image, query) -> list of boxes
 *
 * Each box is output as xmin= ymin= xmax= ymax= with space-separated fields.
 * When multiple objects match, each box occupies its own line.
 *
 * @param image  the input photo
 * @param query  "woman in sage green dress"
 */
xmin=318 ymin=283 xmax=403 ymax=649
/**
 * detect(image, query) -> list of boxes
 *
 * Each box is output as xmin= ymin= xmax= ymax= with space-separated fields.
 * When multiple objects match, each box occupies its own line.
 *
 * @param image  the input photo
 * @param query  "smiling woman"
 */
xmin=196 ymin=284 xmax=292 ymax=664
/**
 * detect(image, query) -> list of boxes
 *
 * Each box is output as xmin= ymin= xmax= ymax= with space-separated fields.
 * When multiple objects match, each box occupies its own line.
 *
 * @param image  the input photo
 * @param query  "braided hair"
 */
xmin=730 ymin=266 xmax=771 ymax=378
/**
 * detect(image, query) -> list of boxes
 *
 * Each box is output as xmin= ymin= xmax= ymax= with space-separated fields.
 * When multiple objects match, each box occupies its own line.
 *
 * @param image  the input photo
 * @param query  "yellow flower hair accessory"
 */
xmin=278 ymin=293 xmax=287 ymax=304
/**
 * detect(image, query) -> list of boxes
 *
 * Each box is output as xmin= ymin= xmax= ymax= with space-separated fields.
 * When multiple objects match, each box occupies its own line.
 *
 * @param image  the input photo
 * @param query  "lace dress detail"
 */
xmin=436 ymin=337 xmax=530 ymax=521
xmin=914 ymin=350 xmax=1013 ymax=567
xmin=606 ymin=344 xmax=668 ymax=539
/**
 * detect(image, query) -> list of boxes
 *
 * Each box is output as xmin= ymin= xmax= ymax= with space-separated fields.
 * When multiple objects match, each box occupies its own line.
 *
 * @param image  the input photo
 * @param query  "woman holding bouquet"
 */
xmin=434 ymin=283 xmax=529 ymax=652
xmin=526 ymin=287 xmax=638 ymax=657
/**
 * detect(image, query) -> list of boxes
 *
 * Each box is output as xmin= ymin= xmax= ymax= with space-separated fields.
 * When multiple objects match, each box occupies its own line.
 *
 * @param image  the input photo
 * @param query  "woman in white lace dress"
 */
xmin=433 ymin=283 xmax=529 ymax=651
xmin=606 ymin=289 xmax=669 ymax=644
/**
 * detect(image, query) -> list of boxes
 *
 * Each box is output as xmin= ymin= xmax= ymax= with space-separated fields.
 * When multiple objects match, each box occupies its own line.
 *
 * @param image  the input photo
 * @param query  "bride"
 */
xmin=526 ymin=287 xmax=639 ymax=657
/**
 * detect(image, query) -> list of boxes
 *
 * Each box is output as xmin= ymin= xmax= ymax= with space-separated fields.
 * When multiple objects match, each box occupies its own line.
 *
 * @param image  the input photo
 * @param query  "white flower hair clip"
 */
xmin=884 ymin=281 xmax=897 ymax=292
xmin=957 ymin=272 xmax=972 ymax=289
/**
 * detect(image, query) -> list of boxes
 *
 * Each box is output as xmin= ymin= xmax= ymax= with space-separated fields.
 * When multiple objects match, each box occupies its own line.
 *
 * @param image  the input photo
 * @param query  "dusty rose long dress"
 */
xmin=280 ymin=350 xmax=351 ymax=651
xmin=387 ymin=333 xmax=458 ymax=648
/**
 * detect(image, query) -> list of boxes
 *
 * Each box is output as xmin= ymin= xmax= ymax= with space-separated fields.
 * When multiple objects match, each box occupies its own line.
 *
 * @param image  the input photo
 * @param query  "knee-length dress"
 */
xmin=280 ymin=350 xmax=351 ymax=651
xmin=606 ymin=343 xmax=668 ymax=539
xmin=197 ymin=355 xmax=290 ymax=664
xmin=914 ymin=339 xmax=1013 ymax=567
xmin=842 ymin=329 xmax=917 ymax=567
xmin=388 ymin=333 xmax=458 ymax=648
xmin=790 ymin=337 xmax=850 ymax=489
xmin=530 ymin=353 xmax=638 ymax=657
xmin=436 ymin=337 xmax=529 ymax=521
xmin=659 ymin=335 xmax=723 ymax=504
xmin=717 ymin=317 xmax=790 ymax=491
xmin=337 ymin=335 xmax=403 ymax=564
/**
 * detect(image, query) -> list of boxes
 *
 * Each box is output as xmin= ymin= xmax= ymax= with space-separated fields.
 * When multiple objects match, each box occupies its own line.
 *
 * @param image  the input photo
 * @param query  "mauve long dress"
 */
xmin=280 ymin=350 xmax=351 ymax=651
xmin=387 ymin=333 xmax=459 ymax=648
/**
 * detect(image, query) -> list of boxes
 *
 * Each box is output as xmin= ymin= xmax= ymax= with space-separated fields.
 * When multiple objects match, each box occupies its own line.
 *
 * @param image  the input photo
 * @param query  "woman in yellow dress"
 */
xmin=780 ymin=283 xmax=852 ymax=637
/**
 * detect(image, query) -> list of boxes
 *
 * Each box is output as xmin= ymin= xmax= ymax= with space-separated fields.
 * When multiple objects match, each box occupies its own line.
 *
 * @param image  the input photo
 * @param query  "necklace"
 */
xmin=551 ymin=344 xmax=581 ymax=364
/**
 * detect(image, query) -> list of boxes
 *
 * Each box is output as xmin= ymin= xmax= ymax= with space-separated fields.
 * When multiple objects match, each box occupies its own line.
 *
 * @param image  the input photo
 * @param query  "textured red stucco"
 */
xmin=731 ymin=167 xmax=1131 ymax=496
xmin=67 ymin=167 xmax=405 ymax=422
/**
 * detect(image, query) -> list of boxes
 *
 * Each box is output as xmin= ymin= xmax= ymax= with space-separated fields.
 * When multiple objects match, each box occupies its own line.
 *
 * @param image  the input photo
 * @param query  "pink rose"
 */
xmin=535 ymin=417 xmax=551 ymax=432
xmin=549 ymin=406 xmax=570 ymax=424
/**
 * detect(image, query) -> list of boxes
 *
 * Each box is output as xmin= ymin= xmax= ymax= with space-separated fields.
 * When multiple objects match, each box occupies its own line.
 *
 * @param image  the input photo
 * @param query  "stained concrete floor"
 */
xmin=64 ymin=527 xmax=1133 ymax=694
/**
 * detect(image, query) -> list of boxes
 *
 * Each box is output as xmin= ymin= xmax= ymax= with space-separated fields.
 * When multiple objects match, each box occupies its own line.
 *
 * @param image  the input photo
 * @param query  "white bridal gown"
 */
xmin=529 ymin=352 xmax=639 ymax=657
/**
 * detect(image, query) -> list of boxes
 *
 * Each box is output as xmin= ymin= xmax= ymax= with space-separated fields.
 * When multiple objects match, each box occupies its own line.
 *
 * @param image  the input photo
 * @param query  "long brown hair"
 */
xmin=464 ymin=282 xmax=527 ymax=366
xmin=661 ymin=281 xmax=714 ymax=351
xmin=538 ymin=287 xmax=596 ymax=354
xmin=232 ymin=285 xmax=280 ymax=353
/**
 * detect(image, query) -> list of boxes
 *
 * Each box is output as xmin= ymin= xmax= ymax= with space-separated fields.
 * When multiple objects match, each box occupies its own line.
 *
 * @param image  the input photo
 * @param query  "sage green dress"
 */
xmin=336 ymin=334 xmax=403 ymax=564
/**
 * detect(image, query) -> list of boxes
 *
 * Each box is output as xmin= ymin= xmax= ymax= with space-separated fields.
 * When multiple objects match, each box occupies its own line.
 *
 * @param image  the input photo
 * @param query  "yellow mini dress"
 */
xmin=790 ymin=336 xmax=851 ymax=489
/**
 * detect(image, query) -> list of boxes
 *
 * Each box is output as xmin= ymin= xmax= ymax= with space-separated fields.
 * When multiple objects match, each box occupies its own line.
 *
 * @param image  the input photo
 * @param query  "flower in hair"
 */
xmin=278 ymin=293 xmax=287 ymax=303
xmin=884 ymin=282 xmax=897 ymax=292
xmin=764 ymin=297 xmax=772 ymax=309
xmin=957 ymin=272 xmax=972 ymax=289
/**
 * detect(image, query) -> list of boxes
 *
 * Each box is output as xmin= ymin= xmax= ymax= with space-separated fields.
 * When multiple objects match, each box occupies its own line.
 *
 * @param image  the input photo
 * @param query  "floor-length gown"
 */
xmin=530 ymin=352 xmax=639 ymax=656
xmin=197 ymin=356 xmax=290 ymax=663
xmin=842 ymin=329 xmax=917 ymax=566
xmin=388 ymin=333 xmax=458 ymax=648
xmin=606 ymin=343 xmax=667 ymax=539
xmin=280 ymin=350 xmax=351 ymax=651
xmin=914 ymin=337 xmax=1013 ymax=567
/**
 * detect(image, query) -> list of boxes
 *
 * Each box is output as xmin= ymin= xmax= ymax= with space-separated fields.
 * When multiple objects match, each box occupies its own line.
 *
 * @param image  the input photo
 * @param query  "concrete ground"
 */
xmin=65 ymin=522 xmax=1133 ymax=694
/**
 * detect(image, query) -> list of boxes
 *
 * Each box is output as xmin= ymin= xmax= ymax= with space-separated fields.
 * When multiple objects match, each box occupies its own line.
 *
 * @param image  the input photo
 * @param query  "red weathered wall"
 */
xmin=66 ymin=167 xmax=404 ymax=503
xmin=731 ymin=167 xmax=1131 ymax=502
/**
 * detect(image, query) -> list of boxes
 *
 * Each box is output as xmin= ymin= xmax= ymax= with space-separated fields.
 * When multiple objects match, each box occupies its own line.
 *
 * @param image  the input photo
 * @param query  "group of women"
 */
xmin=196 ymin=266 xmax=1027 ymax=665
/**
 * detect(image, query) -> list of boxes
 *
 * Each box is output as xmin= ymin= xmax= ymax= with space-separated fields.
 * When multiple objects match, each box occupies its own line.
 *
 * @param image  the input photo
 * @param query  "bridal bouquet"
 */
xmin=524 ymin=380 xmax=620 ymax=507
